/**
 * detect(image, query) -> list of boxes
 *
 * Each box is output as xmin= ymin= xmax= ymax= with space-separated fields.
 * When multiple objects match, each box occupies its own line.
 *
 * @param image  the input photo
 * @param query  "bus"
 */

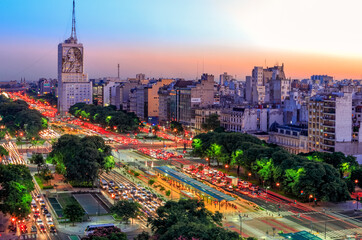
xmin=84 ymin=224 xmax=114 ymax=235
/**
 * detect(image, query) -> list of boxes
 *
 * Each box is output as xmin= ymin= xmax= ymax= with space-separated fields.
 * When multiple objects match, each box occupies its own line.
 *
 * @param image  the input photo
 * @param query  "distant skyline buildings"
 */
xmin=3 ymin=0 xmax=362 ymax=81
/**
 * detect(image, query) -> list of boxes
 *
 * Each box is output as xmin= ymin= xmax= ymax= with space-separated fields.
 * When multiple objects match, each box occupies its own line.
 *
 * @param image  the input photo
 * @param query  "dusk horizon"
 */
xmin=2 ymin=0 xmax=362 ymax=81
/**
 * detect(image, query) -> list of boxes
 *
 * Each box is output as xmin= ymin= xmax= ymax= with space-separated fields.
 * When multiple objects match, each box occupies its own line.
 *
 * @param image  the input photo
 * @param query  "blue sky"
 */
xmin=1 ymin=0 xmax=362 ymax=81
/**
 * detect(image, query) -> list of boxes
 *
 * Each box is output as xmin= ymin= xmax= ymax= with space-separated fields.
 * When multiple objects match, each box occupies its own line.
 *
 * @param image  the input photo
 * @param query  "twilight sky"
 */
xmin=1 ymin=0 xmax=362 ymax=81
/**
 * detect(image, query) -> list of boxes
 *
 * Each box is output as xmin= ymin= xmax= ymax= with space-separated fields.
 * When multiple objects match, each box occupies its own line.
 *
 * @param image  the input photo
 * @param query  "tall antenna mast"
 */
xmin=71 ymin=0 xmax=77 ymax=42
xmin=118 ymin=64 xmax=120 ymax=79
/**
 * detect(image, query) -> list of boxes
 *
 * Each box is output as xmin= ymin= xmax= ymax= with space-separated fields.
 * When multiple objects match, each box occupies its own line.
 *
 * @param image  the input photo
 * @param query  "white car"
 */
xmin=47 ymin=221 xmax=54 ymax=226
xmin=36 ymin=195 xmax=42 ymax=201
xmin=46 ymin=216 xmax=52 ymax=223
xmin=36 ymin=219 xmax=43 ymax=226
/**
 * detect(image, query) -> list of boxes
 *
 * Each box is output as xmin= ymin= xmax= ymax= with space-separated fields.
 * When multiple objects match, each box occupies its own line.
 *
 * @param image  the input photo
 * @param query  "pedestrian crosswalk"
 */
xmin=20 ymin=233 xmax=58 ymax=239
xmin=20 ymin=234 xmax=37 ymax=239
xmin=231 ymin=210 xmax=322 ymax=220
xmin=327 ymin=227 xmax=362 ymax=239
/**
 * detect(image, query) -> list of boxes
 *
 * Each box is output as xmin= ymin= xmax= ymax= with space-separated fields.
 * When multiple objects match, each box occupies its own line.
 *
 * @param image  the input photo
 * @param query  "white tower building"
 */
xmin=57 ymin=0 xmax=92 ymax=114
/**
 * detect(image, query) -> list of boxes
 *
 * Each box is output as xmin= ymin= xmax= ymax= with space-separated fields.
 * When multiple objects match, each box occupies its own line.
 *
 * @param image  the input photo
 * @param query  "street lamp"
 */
xmin=238 ymin=214 xmax=243 ymax=237
xmin=248 ymin=172 xmax=251 ymax=181
xmin=322 ymin=208 xmax=327 ymax=240
xmin=309 ymin=194 xmax=313 ymax=206
xmin=265 ymin=186 xmax=270 ymax=198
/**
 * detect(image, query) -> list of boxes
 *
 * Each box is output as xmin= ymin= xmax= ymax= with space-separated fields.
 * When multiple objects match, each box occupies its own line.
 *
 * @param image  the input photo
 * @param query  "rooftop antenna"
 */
xmin=71 ymin=0 xmax=77 ymax=42
xmin=117 ymin=64 xmax=120 ymax=79
xmin=202 ymin=57 xmax=205 ymax=74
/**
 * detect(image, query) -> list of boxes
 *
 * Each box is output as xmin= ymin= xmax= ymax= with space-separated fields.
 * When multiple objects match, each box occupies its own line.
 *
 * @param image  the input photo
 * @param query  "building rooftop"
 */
xmin=174 ymin=80 xmax=194 ymax=88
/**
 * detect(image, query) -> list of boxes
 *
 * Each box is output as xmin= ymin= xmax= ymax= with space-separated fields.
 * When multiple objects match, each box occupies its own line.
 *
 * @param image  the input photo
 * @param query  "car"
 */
xmin=36 ymin=219 xmax=43 ymax=226
xmin=31 ymin=225 xmax=37 ymax=233
xmin=108 ymin=188 xmax=114 ymax=193
xmin=36 ymin=195 xmax=42 ymax=201
xmin=19 ymin=224 xmax=27 ymax=234
xmin=109 ymin=181 xmax=115 ymax=187
xmin=39 ymin=199 xmax=45 ymax=206
xmin=49 ymin=225 xmax=56 ymax=233
xmin=39 ymin=224 xmax=46 ymax=233
xmin=46 ymin=216 xmax=52 ymax=223
xmin=42 ymin=208 xmax=48 ymax=215
xmin=114 ymin=194 xmax=120 ymax=200
xmin=31 ymin=199 xmax=37 ymax=210
xmin=47 ymin=221 xmax=54 ymax=226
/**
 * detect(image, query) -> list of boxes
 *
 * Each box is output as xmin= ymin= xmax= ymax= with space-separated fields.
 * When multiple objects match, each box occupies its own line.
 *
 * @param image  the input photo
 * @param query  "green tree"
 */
xmin=40 ymin=166 xmax=54 ymax=184
xmin=0 ymin=181 xmax=32 ymax=219
xmin=170 ymin=121 xmax=184 ymax=135
xmin=201 ymin=114 xmax=220 ymax=132
xmin=0 ymin=164 xmax=34 ymax=191
xmin=30 ymin=153 xmax=45 ymax=174
xmin=351 ymin=168 xmax=362 ymax=188
xmin=49 ymin=135 xmax=114 ymax=185
xmin=231 ymin=149 xmax=244 ymax=176
xmin=148 ymin=199 xmax=238 ymax=240
xmin=252 ymin=158 xmax=274 ymax=184
xmin=0 ymin=145 xmax=9 ymax=157
xmin=165 ymin=190 xmax=171 ymax=197
xmin=81 ymin=226 xmax=127 ymax=240
xmin=111 ymin=200 xmax=141 ymax=224
xmin=148 ymin=179 xmax=155 ymax=186
xmin=206 ymin=143 xmax=222 ymax=166
xmin=134 ymin=231 xmax=151 ymax=240
xmin=69 ymin=103 xmax=140 ymax=133
xmin=63 ymin=203 xmax=85 ymax=226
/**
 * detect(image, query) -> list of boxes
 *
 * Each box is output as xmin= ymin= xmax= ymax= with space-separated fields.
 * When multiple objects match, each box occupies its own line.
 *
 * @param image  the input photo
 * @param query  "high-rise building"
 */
xmin=246 ymin=64 xmax=290 ymax=105
xmin=57 ymin=0 xmax=92 ymax=114
xmin=219 ymin=72 xmax=233 ymax=85
xmin=38 ymin=78 xmax=53 ymax=95
xmin=307 ymin=92 xmax=352 ymax=152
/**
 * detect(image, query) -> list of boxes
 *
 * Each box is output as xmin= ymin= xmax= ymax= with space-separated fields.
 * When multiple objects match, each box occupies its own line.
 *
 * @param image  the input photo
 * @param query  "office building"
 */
xmin=57 ymin=0 xmax=92 ymax=114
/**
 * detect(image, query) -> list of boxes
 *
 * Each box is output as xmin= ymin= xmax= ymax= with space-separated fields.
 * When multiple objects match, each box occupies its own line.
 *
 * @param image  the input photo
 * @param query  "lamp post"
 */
xmin=309 ymin=194 xmax=313 ymax=206
xmin=322 ymin=208 xmax=327 ymax=240
xmin=238 ymin=214 xmax=243 ymax=237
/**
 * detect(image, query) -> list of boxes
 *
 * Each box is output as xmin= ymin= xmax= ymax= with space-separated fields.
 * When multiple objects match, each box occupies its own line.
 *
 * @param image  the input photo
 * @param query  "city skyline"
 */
xmin=2 ymin=0 xmax=362 ymax=81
